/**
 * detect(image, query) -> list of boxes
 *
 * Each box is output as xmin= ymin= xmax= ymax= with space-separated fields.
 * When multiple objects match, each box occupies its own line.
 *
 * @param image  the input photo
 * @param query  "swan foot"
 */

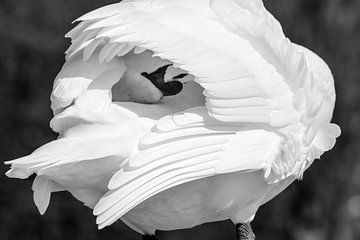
xmin=142 ymin=235 xmax=158 ymax=240
xmin=235 ymin=222 xmax=255 ymax=240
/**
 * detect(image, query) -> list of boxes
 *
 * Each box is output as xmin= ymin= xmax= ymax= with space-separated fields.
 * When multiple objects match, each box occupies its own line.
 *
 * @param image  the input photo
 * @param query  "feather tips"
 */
xmin=5 ymin=0 xmax=340 ymax=230
xmin=32 ymin=176 xmax=65 ymax=215
xmin=94 ymin=107 xmax=299 ymax=228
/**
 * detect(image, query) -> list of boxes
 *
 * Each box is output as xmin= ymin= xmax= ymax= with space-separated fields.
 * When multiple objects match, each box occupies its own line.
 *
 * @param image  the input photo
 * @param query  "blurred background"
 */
xmin=0 ymin=0 xmax=359 ymax=239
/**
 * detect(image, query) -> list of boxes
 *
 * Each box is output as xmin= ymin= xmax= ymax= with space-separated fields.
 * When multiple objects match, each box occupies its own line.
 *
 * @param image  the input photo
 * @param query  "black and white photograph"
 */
xmin=0 ymin=0 xmax=358 ymax=239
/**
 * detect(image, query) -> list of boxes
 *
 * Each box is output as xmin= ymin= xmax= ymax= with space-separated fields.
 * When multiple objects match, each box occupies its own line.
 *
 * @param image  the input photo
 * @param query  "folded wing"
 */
xmin=94 ymin=107 xmax=298 ymax=228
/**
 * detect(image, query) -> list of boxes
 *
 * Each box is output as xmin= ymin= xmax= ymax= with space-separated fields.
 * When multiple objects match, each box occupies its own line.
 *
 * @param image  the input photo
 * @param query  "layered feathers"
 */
xmin=6 ymin=0 xmax=340 ymax=234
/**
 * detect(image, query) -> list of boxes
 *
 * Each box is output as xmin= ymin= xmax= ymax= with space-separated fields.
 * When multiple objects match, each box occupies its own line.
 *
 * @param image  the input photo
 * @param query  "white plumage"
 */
xmin=6 ymin=0 xmax=340 ymax=238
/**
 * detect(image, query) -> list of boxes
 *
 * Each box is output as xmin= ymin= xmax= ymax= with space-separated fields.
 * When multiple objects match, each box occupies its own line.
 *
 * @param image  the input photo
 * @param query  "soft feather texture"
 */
xmin=51 ymin=51 xmax=126 ymax=116
xmin=70 ymin=0 xmax=339 ymax=229
xmin=94 ymin=107 xmax=299 ymax=228
xmin=66 ymin=0 xmax=340 ymax=176
xmin=6 ymin=0 xmax=341 ymax=234
xmin=32 ymin=176 xmax=65 ymax=215
xmin=6 ymin=121 xmax=145 ymax=211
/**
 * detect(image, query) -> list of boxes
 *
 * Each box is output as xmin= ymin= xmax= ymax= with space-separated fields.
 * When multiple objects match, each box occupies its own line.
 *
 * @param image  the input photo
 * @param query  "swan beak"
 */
xmin=141 ymin=65 xmax=184 ymax=97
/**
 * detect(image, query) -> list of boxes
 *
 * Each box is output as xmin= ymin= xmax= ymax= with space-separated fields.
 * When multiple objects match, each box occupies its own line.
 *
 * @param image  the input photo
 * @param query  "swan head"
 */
xmin=112 ymin=50 xmax=192 ymax=104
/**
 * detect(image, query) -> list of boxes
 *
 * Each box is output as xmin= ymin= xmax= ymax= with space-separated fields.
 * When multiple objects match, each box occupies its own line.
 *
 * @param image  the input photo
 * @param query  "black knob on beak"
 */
xmin=141 ymin=64 xmax=183 ymax=97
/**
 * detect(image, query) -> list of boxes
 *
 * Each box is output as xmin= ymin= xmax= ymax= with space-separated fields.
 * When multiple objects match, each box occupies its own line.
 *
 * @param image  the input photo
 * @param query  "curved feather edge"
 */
xmin=32 ymin=176 xmax=65 ymax=215
xmin=93 ymin=108 xmax=300 ymax=228
xmin=209 ymin=0 xmax=341 ymax=177
xmin=63 ymin=0 xmax=341 ymax=179
xmin=5 ymin=123 xmax=140 ymax=214
xmin=42 ymin=2 xmax=343 ymax=228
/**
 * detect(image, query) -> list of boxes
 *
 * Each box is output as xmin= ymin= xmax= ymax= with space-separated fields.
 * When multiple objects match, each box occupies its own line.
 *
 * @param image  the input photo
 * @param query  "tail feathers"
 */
xmin=5 ymin=139 xmax=76 ymax=174
xmin=6 ymin=168 xmax=32 ymax=179
xmin=5 ymin=122 xmax=139 ymax=179
xmin=32 ymin=176 xmax=65 ymax=215
xmin=6 ymin=136 xmax=122 ymax=176
xmin=5 ymin=154 xmax=42 ymax=179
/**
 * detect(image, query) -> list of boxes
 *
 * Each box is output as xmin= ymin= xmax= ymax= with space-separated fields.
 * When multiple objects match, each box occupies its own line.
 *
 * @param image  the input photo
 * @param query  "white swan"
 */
xmin=6 ymin=0 xmax=340 ymax=239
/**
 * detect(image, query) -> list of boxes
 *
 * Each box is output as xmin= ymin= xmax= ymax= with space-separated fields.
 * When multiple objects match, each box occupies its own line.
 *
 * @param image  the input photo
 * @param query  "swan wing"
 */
xmin=94 ymin=107 xmax=295 ymax=228
xmin=68 ymin=0 xmax=340 ymax=162
xmin=62 ymin=0 xmax=341 ymax=228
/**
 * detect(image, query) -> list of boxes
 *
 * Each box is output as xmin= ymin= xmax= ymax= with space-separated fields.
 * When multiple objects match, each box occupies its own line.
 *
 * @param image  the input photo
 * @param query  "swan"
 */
xmin=5 ymin=0 xmax=341 ymax=239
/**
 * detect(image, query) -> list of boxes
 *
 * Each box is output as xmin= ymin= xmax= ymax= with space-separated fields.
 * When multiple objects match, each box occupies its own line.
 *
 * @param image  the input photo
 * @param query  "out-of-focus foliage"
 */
xmin=0 ymin=0 xmax=359 ymax=239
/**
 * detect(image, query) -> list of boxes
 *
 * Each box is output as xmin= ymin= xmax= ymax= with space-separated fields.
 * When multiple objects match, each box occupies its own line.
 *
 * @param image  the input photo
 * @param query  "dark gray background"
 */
xmin=0 ymin=0 xmax=359 ymax=239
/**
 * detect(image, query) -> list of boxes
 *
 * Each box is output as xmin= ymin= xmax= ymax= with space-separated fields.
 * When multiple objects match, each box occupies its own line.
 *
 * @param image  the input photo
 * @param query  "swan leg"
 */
xmin=235 ymin=223 xmax=255 ymax=240
xmin=143 ymin=235 xmax=159 ymax=240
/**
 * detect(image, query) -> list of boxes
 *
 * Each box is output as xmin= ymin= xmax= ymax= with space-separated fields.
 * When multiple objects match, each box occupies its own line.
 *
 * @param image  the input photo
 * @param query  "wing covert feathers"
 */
xmin=94 ymin=107 xmax=299 ymax=228
xmin=56 ymin=0 xmax=341 ymax=228
xmin=66 ymin=0 xmax=340 ymax=179
xmin=209 ymin=0 xmax=340 ymax=168
xmin=7 ymin=0 xmax=340 ymax=227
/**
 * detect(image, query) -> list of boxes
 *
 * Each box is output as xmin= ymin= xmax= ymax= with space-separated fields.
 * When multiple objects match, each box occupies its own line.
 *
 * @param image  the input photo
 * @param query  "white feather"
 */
xmin=6 ymin=0 xmax=340 ymax=234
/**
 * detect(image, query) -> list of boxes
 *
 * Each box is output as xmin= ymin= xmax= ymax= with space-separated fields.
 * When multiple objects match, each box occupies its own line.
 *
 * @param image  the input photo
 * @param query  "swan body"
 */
xmin=6 ymin=0 xmax=340 ymax=238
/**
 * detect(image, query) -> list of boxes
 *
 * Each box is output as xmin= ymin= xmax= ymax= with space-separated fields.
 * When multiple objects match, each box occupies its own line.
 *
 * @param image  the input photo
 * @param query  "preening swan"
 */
xmin=5 ymin=0 xmax=340 ymax=239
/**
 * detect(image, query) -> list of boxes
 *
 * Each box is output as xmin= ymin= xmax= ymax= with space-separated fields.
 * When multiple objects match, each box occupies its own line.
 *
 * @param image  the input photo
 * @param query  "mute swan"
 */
xmin=6 ymin=0 xmax=341 ymax=239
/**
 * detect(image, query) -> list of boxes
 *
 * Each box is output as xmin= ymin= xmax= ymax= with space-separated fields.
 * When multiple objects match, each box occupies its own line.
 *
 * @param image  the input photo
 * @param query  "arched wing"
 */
xmin=63 ymin=0 xmax=341 ymax=228
xmin=66 ymin=0 xmax=340 ymax=158
xmin=93 ymin=107 xmax=295 ymax=229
